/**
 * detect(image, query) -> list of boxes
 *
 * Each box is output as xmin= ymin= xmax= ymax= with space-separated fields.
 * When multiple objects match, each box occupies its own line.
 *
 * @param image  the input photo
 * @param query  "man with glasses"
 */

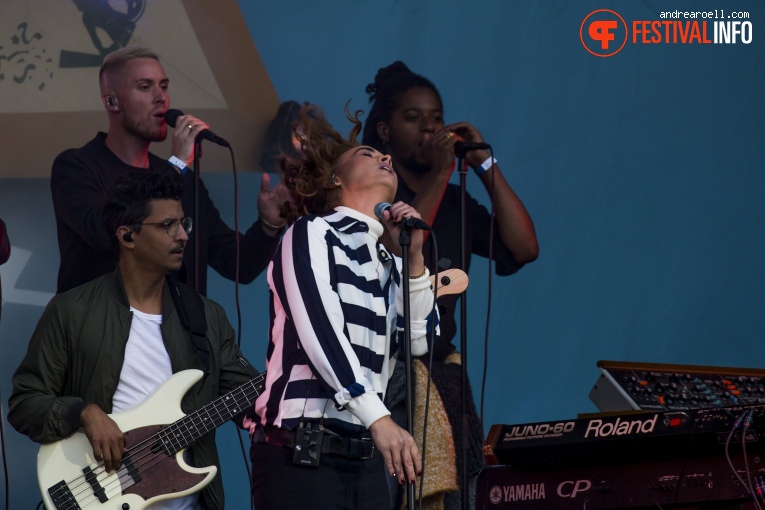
xmin=9 ymin=171 xmax=259 ymax=510
xmin=51 ymin=46 xmax=289 ymax=295
xmin=139 ymin=216 xmax=193 ymax=240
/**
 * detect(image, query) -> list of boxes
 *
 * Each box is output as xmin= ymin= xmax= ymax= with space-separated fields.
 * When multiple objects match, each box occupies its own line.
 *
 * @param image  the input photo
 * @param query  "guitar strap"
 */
xmin=166 ymin=276 xmax=210 ymax=377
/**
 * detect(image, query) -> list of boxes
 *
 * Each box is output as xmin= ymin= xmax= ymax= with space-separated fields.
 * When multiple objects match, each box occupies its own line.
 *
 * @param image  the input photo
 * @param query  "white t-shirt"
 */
xmin=113 ymin=307 xmax=200 ymax=510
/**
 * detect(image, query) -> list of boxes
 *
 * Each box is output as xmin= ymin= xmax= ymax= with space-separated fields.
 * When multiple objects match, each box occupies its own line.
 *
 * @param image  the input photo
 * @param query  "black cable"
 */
xmin=417 ymin=232 xmax=439 ymax=510
xmin=228 ymin=145 xmax=243 ymax=350
xmin=0 ymin=384 xmax=10 ymax=510
xmin=725 ymin=410 xmax=753 ymax=497
xmin=742 ymin=410 xmax=763 ymax=510
xmin=233 ymin=423 xmax=252 ymax=497
xmin=479 ymin=148 xmax=496 ymax=430
xmin=225 ymin=145 xmax=254 ymax=509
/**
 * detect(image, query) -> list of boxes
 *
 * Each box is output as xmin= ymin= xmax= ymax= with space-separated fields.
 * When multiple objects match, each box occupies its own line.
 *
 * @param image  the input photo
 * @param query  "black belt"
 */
xmin=252 ymin=425 xmax=375 ymax=460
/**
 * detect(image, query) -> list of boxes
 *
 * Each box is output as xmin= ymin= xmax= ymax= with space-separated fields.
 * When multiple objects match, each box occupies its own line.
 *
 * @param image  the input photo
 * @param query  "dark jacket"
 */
xmin=0 ymin=217 xmax=9 ymax=321
xmin=8 ymin=270 xmax=259 ymax=509
xmin=51 ymin=132 xmax=280 ymax=294
xmin=0 ymin=218 xmax=9 ymax=265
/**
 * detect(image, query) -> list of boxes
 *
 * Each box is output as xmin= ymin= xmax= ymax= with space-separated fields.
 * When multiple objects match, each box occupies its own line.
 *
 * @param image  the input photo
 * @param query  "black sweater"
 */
xmin=51 ymin=132 xmax=279 ymax=294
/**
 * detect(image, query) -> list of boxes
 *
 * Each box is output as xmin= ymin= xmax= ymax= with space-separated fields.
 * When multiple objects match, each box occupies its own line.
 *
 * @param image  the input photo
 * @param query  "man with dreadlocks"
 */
xmin=362 ymin=61 xmax=538 ymax=510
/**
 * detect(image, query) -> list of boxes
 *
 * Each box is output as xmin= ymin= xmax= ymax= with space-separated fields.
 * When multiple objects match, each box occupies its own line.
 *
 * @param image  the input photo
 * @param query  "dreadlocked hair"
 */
xmin=361 ymin=61 xmax=442 ymax=151
xmin=279 ymin=103 xmax=363 ymax=225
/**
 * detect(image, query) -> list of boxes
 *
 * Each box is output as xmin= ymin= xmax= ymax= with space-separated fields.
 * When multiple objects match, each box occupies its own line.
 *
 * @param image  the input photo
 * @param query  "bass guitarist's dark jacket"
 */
xmin=8 ymin=269 xmax=259 ymax=509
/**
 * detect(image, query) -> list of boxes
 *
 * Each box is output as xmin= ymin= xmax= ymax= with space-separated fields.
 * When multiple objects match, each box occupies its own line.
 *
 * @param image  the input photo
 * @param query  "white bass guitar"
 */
xmin=37 ymin=369 xmax=265 ymax=510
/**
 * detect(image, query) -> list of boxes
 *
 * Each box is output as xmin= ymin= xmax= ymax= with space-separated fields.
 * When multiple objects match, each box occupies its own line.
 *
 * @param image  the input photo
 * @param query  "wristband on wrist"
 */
xmin=475 ymin=156 xmax=497 ymax=177
xmin=168 ymin=156 xmax=188 ymax=174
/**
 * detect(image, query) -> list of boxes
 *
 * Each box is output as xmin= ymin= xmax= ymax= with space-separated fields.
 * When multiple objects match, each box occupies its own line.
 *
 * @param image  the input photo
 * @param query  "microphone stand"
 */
xmin=398 ymin=225 xmax=416 ymax=510
xmin=193 ymin=139 xmax=202 ymax=293
xmin=457 ymin=153 xmax=470 ymax=510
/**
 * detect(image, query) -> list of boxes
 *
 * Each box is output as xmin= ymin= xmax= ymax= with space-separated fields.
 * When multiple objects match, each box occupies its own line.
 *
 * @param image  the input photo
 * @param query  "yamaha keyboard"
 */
xmin=484 ymin=405 xmax=765 ymax=467
xmin=477 ymin=454 xmax=762 ymax=509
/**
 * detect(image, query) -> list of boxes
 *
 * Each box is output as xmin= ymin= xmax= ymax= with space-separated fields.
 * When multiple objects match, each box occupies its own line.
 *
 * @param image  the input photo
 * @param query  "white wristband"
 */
xmin=168 ymin=155 xmax=188 ymax=174
xmin=475 ymin=156 xmax=497 ymax=176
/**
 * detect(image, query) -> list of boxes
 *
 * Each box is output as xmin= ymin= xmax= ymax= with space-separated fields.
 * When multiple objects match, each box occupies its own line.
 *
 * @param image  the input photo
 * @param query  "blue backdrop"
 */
xmin=1 ymin=1 xmax=762 ymax=508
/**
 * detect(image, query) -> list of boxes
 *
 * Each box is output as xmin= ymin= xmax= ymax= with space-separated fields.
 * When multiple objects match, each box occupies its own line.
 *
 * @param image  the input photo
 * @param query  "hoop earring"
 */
xmin=325 ymin=174 xmax=340 ymax=190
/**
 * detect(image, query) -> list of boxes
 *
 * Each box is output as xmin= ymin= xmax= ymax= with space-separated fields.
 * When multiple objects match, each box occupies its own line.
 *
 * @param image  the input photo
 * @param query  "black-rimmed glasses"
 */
xmin=139 ymin=217 xmax=193 ymax=237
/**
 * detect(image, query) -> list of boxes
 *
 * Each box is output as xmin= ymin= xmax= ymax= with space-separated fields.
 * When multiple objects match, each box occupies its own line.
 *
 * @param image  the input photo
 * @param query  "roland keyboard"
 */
xmin=484 ymin=405 xmax=765 ymax=467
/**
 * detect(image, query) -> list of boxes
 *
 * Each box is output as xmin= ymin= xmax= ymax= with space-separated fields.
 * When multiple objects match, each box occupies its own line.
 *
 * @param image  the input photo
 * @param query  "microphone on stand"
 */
xmin=374 ymin=202 xmax=431 ymax=231
xmin=454 ymin=140 xmax=491 ymax=158
xmin=164 ymin=109 xmax=231 ymax=147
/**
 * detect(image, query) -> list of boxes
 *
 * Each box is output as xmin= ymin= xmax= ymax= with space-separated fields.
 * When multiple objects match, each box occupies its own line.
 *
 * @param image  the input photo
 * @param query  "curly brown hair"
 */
xmin=279 ymin=104 xmax=363 ymax=224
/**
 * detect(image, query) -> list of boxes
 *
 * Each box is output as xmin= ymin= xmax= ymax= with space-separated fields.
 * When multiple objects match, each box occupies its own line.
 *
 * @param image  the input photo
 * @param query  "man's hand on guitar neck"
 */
xmin=81 ymin=403 xmax=126 ymax=472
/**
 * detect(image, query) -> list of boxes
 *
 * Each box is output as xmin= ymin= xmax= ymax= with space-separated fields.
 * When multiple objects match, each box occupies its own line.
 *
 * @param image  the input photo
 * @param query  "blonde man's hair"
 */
xmin=99 ymin=46 xmax=160 ymax=88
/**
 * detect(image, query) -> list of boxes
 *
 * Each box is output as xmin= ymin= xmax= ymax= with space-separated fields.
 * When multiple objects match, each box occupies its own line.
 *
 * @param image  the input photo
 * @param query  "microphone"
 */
xmin=164 ymin=109 xmax=230 ymax=147
xmin=454 ymin=140 xmax=491 ymax=158
xmin=374 ymin=202 xmax=430 ymax=231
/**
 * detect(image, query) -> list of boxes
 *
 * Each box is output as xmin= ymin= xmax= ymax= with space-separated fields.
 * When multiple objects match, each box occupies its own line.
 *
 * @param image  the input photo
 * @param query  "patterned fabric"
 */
xmin=250 ymin=206 xmax=439 ymax=437
xmin=407 ymin=358 xmax=458 ymax=510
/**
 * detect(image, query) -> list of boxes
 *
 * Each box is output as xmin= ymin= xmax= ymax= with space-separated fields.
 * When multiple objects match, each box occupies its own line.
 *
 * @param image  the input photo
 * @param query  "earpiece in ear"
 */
xmin=107 ymin=96 xmax=117 ymax=108
xmin=122 ymin=231 xmax=133 ymax=242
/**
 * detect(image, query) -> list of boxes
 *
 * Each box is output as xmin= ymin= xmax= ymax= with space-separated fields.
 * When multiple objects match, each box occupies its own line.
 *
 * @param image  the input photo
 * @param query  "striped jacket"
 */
xmin=249 ymin=207 xmax=438 ymax=436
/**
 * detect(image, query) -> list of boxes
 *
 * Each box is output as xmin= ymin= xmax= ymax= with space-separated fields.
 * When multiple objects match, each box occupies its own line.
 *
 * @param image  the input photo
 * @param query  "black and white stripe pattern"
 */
xmin=251 ymin=207 xmax=438 ymax=437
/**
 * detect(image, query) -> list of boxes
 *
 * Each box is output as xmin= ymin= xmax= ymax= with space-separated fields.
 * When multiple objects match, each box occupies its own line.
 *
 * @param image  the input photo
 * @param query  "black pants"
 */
xmin=251 ymin=441 xmax=391 ymax=510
